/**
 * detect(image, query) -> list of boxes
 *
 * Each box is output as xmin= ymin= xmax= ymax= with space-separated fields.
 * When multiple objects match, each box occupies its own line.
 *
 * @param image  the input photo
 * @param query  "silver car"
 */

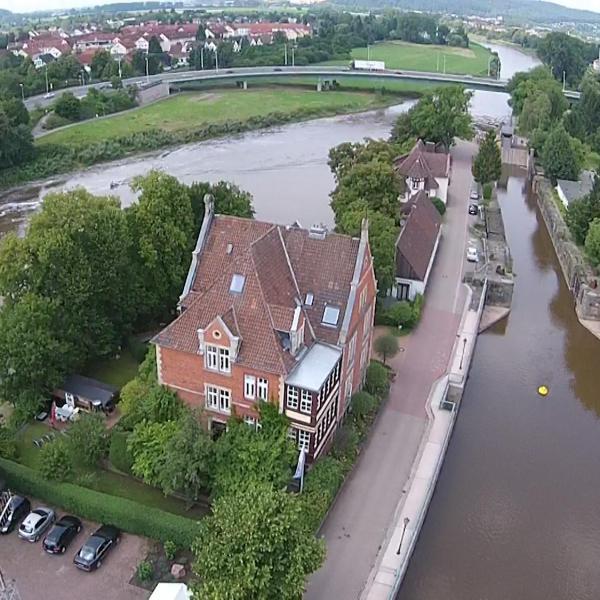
xmin=18 ymin=507 xmax=55 ymax=542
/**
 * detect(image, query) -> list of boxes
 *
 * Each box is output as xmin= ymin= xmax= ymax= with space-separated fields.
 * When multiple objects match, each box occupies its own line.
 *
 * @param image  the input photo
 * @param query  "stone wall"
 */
xmin=534 ymin=176 xmax=600 ymax=321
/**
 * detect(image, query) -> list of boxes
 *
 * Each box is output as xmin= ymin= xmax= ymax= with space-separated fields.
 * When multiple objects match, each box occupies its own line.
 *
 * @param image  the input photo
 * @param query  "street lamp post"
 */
xmin=44 ymin=65 xmax=49 ymax=94
xmin=284 ymin=43 xmax=288 ymax=66
xmin=367 ymin=44 xmax=371 ymax=61
xmin=214 ymin=47 xmax=218 ymax=72
xmin=19 ymin=83 xmax=24 ymax=102
xmin=291 ymin=45 xmax=295 ymax=67
xmin=396 ymin=517 xmax=410 ymax=555
xmin=200 ymin=46 xmax=204 ymax=70
xmin=145 ymin=54 xmax=150 ymax=84
xmin=459 ymin=337 xmax=468 ymax=370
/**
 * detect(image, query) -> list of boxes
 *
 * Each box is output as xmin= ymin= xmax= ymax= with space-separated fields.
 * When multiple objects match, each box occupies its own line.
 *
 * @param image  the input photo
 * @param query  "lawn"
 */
xmin=14 ymin=422 xmax=206 ymax=518
xmin=321 ymin=41 xmax=493 ymax=76
xmin=37 ymin=88 xmax=394 ymax=146
xmin=84 ymin=348 xmax=142 ymax=389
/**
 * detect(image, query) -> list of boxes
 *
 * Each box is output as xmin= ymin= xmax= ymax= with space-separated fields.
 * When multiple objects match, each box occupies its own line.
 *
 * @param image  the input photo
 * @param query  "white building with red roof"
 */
xmin=152 ymin=197 xmax=377 ymax=460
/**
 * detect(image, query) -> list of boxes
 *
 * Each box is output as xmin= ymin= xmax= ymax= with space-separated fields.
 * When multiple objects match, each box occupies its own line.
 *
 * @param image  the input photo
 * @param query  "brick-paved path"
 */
xmin=305 ymin=140 xmax=476 ymax=600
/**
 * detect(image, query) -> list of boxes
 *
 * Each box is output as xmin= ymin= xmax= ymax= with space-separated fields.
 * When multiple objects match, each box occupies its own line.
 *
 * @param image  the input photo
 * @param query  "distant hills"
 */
xmin=333 ymin=0 xmax=600 ymax=24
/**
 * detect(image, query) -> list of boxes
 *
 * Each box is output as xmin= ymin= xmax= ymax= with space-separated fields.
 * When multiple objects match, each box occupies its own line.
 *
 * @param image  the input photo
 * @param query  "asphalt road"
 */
xmin=304 ymin=139 xmax=477 ymax=600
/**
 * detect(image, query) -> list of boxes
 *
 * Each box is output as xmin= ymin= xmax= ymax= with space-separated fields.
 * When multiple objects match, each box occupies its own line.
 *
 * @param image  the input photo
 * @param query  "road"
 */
xmin=24 ymin=66 xmax=521 ymax=111
xmin=304 ymin=139 xmax=477 ymax=600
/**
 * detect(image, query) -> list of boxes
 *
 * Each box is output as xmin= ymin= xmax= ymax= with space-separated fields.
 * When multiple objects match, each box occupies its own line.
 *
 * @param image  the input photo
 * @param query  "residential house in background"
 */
xmin=390 ymin=190 xmax=442 ymax=301
xmin=152 ymin=196 xmax=377 ymax=461
xmin=394 ymin=139 xmax=452 ymax=205
xmin=555 ymin=170 xmax=596 ymax=208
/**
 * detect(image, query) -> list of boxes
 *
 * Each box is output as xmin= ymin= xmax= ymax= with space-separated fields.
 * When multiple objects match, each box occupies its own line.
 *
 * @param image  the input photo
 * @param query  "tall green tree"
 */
xmin=566 ymin=177 xmax=600 ymax=244
xmin=408 ymin=86 xmax=473 ymax=149
xmin=212 ymin=402 xmax=296 ymax=499
xmin=585 ymin=218 xmax=600 ymax=266
xmin=537 ymin=32 xmax=594 ymax=87
xmin=0 ymin=107 xmax=33 ymax=167
xmin=127 ymin=171 xmax=195 ymax=323
xmin=192 ymin=481 xmax=325 ymax=600
xmin=472 ymin=129 xmax=502 ymax=185
xmin=541 ymin=124 xmax=582 ymax=183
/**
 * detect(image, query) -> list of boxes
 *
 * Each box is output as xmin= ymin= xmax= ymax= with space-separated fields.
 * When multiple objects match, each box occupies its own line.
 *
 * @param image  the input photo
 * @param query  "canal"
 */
xmin=397 ymin=173 xmax=600 ymax=600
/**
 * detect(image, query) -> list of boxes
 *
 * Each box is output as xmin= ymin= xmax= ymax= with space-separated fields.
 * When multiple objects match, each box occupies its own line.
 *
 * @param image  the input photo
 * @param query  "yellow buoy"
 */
xmin=538 ymin=385 xmax=549 ymax=397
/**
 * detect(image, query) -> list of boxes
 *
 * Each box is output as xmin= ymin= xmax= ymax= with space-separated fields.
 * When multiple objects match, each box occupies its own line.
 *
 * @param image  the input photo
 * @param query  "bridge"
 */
xmin=24 ymin=65 xmax=580 ymax=110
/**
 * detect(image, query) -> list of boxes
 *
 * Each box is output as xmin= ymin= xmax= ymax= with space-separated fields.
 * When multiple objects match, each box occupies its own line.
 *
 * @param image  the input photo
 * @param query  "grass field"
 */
xmin=38 ymin=88 xmax=395 ymax=146
xmin=321 ymin=41 xmax=493 ymax=76
xmin=84 ymin=348 xmax=142 ymax=389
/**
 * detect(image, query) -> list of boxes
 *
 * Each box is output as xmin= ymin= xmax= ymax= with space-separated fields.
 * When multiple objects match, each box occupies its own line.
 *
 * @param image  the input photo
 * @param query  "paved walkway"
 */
xmin=305 ymin=140 xmax=477 ymax=600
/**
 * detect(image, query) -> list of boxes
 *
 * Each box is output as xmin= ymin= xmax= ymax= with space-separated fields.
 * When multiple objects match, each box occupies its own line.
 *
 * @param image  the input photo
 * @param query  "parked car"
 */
xmin=273 ymin=67 xmax=282 ymax=71
xmin=468 ymin=203 xmax=479 ymax=215
xmin=18 ymin=507 xmax=55 ymax=542
xmin=43 ymin=515 xmax=82 ymax=555
xmin=466 ymin=246 xmax=479 ymax=262
xmin=74 ymin=525 xmax=120 ymax=571
xmin=0 ymin=495 xmax=30 ymax=535
xmin=469 ymin=189 xmax=479 ymax=201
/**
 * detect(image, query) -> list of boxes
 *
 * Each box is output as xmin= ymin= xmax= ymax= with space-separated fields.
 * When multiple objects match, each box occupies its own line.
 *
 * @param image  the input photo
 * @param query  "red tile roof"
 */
xmin=394 ymin=139 xmax=450 ymax=180
xmin=154 ymin=215 xmax=363 ymax=375
xmin=395 ymin=191 xmax=442 ymax=281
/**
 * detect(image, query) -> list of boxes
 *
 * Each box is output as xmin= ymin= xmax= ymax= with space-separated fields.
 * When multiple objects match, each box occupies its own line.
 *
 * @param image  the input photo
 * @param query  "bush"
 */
xmin=431 ymin=197 xmax=446 ymax=215
xmin=164 ymin=539 xmax=177 ymax=561
xmin=385 ymin=301 xmax=415 ymax=328
xmin=331 ymin=422 xmax=360 ymax=464
xmin=109 ymin=430 xmax=134 ymax=474
xmin=0 ymin=458 xmax=201 ymax=547
xmin=365 ymin=361 xmax=390 ymax=398
xmin=67 ymin=413 xmax=108 ymax=468
xmin=0 ymin=427 xmax=17 ymax=460
xmin=350 ymin=391 xmax=377 ymax=422
xmin=373 ymin=334 xmax=399 ymax=365
xmin=38 ymin=439 xmax=73 ymax=482
xmin=483 ymin=182 xmax=493 ymax=200
xmin=42 ymin=113 xmax=72 ymax=130
xmin=137 ymin=560 xmax=153 ymax=582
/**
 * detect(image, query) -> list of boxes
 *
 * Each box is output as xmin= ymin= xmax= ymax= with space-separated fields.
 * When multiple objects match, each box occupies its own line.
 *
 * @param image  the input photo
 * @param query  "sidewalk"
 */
xmin=304 ymin=140 xmax=477 ymax=600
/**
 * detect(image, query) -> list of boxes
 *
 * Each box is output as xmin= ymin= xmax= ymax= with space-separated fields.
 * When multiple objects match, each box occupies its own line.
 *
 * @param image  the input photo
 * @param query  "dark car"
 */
xmin=74 ymin=525 xmax=120 ymax=571
xmin=468 ymin=203 xmax=479 ymax=215
xmin=273 ymin=67 xmax=282 ymax=71
xmin=0 ymin=495 xmax=31 ymax=535
xmin=43 ymin=515 xmax=82 ymax=554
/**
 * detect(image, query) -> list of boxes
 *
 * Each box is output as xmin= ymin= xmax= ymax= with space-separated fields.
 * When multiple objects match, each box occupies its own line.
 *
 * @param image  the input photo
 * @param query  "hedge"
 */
xmin=0 ymin=458 xmax=201 ymax=548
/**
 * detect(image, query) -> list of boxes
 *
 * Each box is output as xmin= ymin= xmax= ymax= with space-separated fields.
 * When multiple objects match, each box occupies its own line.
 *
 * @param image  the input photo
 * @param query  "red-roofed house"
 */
xmin=391 ymin=190 xmax=442 ymax=301
xmin=152 ymin=197 xmax=377 ymax=460
xmin=394 ymin=139 xmax=452 ymax=205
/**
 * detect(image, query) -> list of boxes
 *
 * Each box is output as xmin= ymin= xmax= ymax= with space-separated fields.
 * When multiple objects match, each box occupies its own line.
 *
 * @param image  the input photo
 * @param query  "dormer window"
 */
xmin=322 ymin=305 xmax=340 ymax=327
xmin=305 ymin=292 xmax=314 ymax=306
xmin=206 ymin=344 xmax=231 ymax=373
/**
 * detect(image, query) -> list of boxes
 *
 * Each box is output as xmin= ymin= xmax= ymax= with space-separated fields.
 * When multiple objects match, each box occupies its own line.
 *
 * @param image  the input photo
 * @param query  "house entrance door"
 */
xmin=396 ymin=283 xmax=411 ymax=301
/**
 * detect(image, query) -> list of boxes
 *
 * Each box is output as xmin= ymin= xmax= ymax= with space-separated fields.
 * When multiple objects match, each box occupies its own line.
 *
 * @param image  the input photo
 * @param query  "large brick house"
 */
xmin=152 ymin=196 xmax=377 ymax=460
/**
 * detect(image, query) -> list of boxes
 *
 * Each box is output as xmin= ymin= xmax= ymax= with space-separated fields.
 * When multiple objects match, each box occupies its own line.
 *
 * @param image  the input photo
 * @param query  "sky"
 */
xmin=0 ymin=0 xmax=598 ymax=14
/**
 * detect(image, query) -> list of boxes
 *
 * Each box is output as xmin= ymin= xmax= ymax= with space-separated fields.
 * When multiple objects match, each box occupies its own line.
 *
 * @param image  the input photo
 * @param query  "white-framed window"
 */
xmin=219 ymin=347 xmax=231 ymax=373
xmin=347 ymin=334 xmax=356 ymax=367
xmin=206 ymin=345 xmax=218 ymax=370
xmin=287 ymin=386 xmax=299 ymax=410
xmin=298 ymin=429 xmax=311 ymax=452
xmin=345 ymin=378 xmax=353 ymax=400
xmin=244 ymin=415 xmax=256 ymax=428
xmin=288 ymin=427 xmax=297 ymax=442
xmin=359 ymin=287 xmax=367 ymax=310
xmin=360 ymin=342 xmax=369 ymax=369
xmin=206 ymin=344 xmax=231 ymax=373
xmin=257 ymin=377 xmax=268 ymax=401
xmin=300 ymin=389 xmax=312 ymax=414
xmin=244 ymin=375 xmax=256 ymax=399
xmin=205 ymin=384 xmax=231 ymax=414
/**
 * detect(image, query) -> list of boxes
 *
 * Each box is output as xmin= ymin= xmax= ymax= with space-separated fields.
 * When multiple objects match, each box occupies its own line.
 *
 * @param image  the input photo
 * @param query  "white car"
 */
xmin=466 ymin=247 xmax=479 ymax=263
xmin=43 ymin=92 xmax=55 ymax=99
xmin=18 ymin=507 xmax=55 ymax=542
xmin=469 ymin=189 xmax=479 ymax=201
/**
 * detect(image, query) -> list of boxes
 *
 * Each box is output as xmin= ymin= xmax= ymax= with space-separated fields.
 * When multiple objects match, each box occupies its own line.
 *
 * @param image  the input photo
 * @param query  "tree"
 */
xmin=408 ymin=86 xmax=473 ymax=149
xmin=66 ymin=413 xmax=108 ymax=468
xmin=519 ymin=93 xmax=552 ymax=136
xmin=38 ymin=439 xmax=73 ymax=482
xmin=192 ymin=481 xmax=325 ymax=600
xmin=128 ymin=420 xmax=179 ymax=486
xmin=585 ymin=218 xmax=600 ymax=266
xmin=0 ymin=294 xmax=69 ymax=413
xmin=157 ymin=410 xmax=213 ymax=501
xmin=566 ymin=180 xmax=600 ymax=244
xmin=374 ymin=333 xmax=399 ymax=365
xmin=212 ymin=402 xmax=296 ymax=499
xmin=431 ymin=197 xmax=446 ymax=215
xmin=53 ymin=91 xmax=81 ymax=121
xmin=537 ymin=32 xmax=591 ymax=87
xmin=472 ymin=129 xmax=502 ymax=185
xmin=127 ymin=171 xmax=195 ymax=323
xmin=0 ymin=107 xmax=33 ymax=167
xmin=541 ymin=124 xmax=582 ymax=183
xmin=0 ymin=96 xmax=29 ymax=126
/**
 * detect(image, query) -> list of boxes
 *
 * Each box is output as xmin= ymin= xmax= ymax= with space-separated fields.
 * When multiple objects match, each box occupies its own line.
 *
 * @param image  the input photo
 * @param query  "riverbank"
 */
xmin=1 ymin=88 xmax=411 ymax=193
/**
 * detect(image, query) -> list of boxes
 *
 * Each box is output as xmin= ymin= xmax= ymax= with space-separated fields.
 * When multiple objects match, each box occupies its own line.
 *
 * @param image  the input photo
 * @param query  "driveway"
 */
xmin=304 ymin=139 xmax=477 ymax=600
xmin=0 ymin=517 xmax=149 ymax=600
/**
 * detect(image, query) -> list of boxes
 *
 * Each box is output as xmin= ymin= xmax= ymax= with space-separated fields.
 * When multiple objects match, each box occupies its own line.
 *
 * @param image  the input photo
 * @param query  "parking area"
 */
xmin=1 ymin=516 xmax=149 ymax=600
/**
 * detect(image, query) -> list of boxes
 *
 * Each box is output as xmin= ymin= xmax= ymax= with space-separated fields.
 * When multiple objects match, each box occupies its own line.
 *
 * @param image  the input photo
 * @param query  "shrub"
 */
xmin=431 ymin=197 xmax=446 ymax=215
xmin=42 ymin=113 xmax=72 ymax=130
xmin=109 ymin=430 xmax=134 ymax=474
xmin=365 ymin=361 xmax=390 ymax=398
xmin=0 ymin=427 xmax=16 ymax=460
xmin=350 ymin=391 xmax=377 ymax=422
xmin=483 ymin=182 xmax=493 ymax=200
xmin=0 ymin=458 xmax=201 ymax=547
xmin=137 ymin=560 xmax=153 ymax=582
xmin=164 ymin=539 xmax=177 ymax=561
xmin=331 ymin=422 xmax=360 ymax=464
xmin=67 ymin=413 xmax=109 ymax=468
xmin=385 ymin=301 xmax=415 ymax=328
xmin=38 ymin=439 xmax=73 ymax=482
